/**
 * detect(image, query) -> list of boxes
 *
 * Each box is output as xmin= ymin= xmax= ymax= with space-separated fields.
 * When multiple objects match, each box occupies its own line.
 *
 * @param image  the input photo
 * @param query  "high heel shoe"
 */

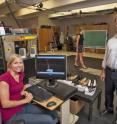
xmin=74 ymin=64 xmax=79 ymax=67
xmin=81 ymin=66 xmax=87 ymax=69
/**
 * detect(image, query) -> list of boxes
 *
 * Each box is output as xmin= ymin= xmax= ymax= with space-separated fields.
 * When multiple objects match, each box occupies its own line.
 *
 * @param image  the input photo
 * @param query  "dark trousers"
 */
xmin=6 ymin=104 xmax=58 ymax=124
xmin=105 ymin=67 xmax=117 ymax=111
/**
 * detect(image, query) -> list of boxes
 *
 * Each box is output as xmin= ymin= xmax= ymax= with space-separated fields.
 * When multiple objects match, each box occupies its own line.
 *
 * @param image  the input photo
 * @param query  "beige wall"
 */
xmin=50 ymin=13 xmax=116 ymax=38
xmin=1 ymin=11 xmax=116 ymax=38
xmin=1 ymin=16 xmax=20 ymax=28
xmin=38 ymin=12 xmax=55 ymax=27
xmin=20 ymin=16 xmax=38 ymax=28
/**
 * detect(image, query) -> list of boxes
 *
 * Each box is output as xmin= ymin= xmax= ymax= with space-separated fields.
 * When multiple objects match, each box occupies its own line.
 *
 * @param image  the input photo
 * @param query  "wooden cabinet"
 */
xmin=37 ymin=27 xmax=59 ymax=52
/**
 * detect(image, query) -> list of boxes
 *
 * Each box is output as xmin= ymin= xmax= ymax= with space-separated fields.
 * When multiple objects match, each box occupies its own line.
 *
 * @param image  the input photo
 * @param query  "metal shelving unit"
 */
xmin=0 ymin=37 xmax=6 ymax=74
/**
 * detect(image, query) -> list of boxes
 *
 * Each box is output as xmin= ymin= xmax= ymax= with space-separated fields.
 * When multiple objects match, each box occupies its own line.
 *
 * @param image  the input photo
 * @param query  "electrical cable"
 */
xmin=5 ymin=0 xmax=22 ymax=28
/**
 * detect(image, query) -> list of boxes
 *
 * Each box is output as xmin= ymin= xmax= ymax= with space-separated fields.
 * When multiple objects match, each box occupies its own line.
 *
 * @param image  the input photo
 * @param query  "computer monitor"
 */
xmin=35 ymin=55 xmax=67 ymax=87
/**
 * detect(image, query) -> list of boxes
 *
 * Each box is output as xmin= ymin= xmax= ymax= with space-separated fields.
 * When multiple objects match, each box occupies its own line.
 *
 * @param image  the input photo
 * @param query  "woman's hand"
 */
xmin=23 ymin=84 xmax=32 ymax=90
xmin=21 ymin=91 xmax=29 ymax=97
xmin=24 ymin=92 xmax=33 ymax=103
xmin=21 ymin=91 xmax=33 ymax=103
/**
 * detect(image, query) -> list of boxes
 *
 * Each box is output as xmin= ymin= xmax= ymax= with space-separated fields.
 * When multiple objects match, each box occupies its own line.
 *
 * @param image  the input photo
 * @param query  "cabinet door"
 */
xmin=38 ymin=28 xmax=54 ymax=52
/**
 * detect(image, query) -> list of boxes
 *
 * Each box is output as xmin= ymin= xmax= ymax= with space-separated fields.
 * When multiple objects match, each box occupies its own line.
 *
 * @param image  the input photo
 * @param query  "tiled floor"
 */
xmin=39 ymin=50 xmax=115 ymax=124
xmin=80 ymin=67 xmax=101 ymax=76
xmin=40 ymin=50 xmax=104 ymax=59
xmin=40 ymin=50 xmax=103 ymax=76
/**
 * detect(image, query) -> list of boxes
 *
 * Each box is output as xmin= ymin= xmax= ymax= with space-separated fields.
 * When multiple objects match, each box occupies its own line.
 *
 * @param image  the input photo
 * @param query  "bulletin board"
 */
xmin=84 ymin=30 xmax=107 ymax=48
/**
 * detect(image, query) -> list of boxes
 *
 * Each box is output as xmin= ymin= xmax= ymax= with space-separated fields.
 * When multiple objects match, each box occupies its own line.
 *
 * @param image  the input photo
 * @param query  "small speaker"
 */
xmin=30 ymin=46 xmax=36 ymax=57
xmin=19 ymin=48 xmax=26 ymax=58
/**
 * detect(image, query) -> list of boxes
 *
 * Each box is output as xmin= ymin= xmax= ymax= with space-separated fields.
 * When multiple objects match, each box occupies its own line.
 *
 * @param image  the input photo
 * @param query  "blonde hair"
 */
xmin=7 ymin=54 xmax=24 ymax=71
xmin=76 ymin=27 xmax=83 ymax=35
xmin=79 ymin=27 xmax=83 ymax=32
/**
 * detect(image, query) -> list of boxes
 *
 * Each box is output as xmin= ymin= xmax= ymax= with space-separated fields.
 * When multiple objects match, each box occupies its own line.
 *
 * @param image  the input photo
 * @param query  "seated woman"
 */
xmin=0 ymin=54 xmax=58 ymax=124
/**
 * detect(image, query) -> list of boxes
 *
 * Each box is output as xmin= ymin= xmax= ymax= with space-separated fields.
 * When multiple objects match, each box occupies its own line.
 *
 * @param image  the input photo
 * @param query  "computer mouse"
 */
xmin=46 ymin=101 xmax=57 ymax=107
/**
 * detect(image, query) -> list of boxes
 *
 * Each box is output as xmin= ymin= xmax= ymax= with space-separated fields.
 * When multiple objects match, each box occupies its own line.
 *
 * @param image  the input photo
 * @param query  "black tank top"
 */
xmin=79 ymin=34 xmax=84 ymax=46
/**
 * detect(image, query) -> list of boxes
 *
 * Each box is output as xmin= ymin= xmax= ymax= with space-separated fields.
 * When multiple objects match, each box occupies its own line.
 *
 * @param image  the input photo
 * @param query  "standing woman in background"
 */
xmin=74 ymin=28 xmax=87 ymax=69
xmin=0 ymin=54 xmax=58 ymax=124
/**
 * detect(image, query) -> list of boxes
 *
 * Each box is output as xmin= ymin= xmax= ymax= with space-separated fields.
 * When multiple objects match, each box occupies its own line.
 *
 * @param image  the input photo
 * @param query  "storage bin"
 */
xmin=70 ymin=100 xmax=85 ymax=114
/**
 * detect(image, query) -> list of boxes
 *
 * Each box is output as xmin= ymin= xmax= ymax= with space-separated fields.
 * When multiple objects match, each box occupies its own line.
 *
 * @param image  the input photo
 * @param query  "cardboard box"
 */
xmin=70 ymin=100 xmax=85 ymax=114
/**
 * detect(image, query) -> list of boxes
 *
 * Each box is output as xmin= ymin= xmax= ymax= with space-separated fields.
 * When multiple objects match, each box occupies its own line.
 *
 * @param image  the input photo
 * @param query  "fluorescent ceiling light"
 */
xmin=0 ymin=0 xmax=5 ymax=4
xmin=15 ymin=6 xmax=38 ymax=17
xmin=75 ymin=3 xmax=117 ymax=13
xmin=49 ymin=3 xmax=117 ymax=18
xmin=42 ymin=0 xmax=86 ymax=10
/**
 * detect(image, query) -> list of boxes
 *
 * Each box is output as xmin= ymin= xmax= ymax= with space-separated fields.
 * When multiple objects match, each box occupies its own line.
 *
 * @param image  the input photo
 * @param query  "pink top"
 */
xmin=0 ymin=71 xmax=24 ymax=122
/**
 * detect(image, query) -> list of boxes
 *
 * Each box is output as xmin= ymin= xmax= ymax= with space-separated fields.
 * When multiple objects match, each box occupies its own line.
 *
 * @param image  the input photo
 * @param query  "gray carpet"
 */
xmin=67 ymin=55 xmax=116 ymax=124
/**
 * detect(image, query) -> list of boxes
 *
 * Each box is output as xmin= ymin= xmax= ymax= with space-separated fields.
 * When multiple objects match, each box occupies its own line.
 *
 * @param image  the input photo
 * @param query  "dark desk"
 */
xmin=36 ymin=80 xmax=79 ymax=124
xmin=73 ymin=88 xmax=102 ymax=121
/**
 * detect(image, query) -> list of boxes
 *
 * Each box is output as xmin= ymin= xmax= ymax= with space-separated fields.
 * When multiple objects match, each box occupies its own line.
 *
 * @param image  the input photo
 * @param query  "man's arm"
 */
xmin=100 ymin=42 xmax=109 ymax=81
xmin=100 ymin=68 xmax=105 ymax=81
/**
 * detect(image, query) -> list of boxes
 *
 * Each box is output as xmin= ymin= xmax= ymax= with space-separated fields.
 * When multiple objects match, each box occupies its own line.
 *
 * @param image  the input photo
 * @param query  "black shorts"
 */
xmin=76 ymin=45 xmax=84 ymax=53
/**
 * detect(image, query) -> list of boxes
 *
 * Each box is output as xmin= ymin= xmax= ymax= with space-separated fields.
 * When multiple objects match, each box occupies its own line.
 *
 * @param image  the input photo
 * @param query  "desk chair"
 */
xmin=48 ymin=42 xmax=57 ymax=52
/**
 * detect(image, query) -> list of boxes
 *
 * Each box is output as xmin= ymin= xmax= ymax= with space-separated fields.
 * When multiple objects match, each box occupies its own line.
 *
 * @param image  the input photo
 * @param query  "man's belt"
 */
xmin=107 ymin=66 xmax=117 ymax=72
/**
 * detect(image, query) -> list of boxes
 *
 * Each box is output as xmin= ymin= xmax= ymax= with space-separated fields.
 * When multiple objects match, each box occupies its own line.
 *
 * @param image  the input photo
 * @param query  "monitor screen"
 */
xmin=35 ymin=55 xmax=67 ymax=81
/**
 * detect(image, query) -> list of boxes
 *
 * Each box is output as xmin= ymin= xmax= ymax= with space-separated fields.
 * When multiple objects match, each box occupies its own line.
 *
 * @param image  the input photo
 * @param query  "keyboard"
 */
xmin=37 ymin=80 xmax=77 ymax=100
xmin=26 ymin=85 xmax=54 ymax=102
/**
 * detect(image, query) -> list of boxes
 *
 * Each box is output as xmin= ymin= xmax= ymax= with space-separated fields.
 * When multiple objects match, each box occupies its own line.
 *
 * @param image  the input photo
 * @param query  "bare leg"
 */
xmin=74 ymin=52 xmax=79 ymax=66
xmin=79 ymin=53 xmax=86 ymax=68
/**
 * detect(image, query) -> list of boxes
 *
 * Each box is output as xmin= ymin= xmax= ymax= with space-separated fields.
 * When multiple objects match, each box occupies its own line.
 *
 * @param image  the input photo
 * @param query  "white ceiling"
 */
xmin=0 ymin=0 xmax=117 ymax=19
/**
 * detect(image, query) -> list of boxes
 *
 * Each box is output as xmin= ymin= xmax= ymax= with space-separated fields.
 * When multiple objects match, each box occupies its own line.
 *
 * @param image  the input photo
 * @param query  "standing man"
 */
xmin=100 ymin=16 xmax=117 ymax=115
xmin=53 ymin=32 xmax=61 ymax=50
